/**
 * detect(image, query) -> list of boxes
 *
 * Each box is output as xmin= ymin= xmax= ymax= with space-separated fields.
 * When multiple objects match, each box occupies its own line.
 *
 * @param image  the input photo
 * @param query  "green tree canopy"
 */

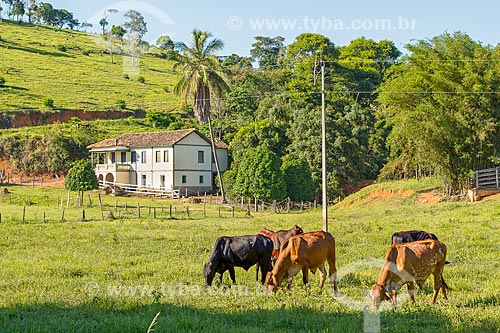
xmin=377 ymin=32 xmax=500 ymax=195
xmin=233 ymin=146 xmax=286 ymax=201
xmin=250 ymin=36 xmax=285 ymax=70
xmin=65 ymin=159 xmax=98 ymax=193
xmin=124 ymin=10 xmax=147 ymax=38
xmin=281 ymin=154 xmax=316 ymax=201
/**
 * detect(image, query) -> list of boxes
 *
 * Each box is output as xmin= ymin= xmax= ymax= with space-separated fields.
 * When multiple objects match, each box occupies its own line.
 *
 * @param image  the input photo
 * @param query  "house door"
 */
xmin=160 ymin=175 xmax=166 ymax=189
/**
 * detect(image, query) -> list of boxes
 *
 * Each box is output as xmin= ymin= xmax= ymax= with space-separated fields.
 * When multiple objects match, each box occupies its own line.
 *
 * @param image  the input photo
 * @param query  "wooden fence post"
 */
xmin=82 ymin=209 xmax=86 ymax=221
xmin=137 ymin=203 xmax=141 ymax=218
xmin=88 ymin=194 xmax=93 ymax=208
xmin=66 ymin=191 xmax=70 ymax=208
xmin=22 ymin=206 xmax=26 ymax=223
xmin=232 ymin=206 xmax=235 ymax=218
xmin=154 ymin=207 xmax=156 ymax=219
xmin=218 ymin=205 xmax=221 ymax=218
xmin=61 ymin=208 xmax=65 ymax=222
xmin=186 ymin=206 xmax=190 ymax=218
xmin=203 ymin=201 xmax=206 ymax=219
xmin=43 ymin=212 xmax=46 ymax=223
xmin=169 ymin=204 xmax=172 ymax=218
xmin=254 ymin=198 xmax=257 ymax=212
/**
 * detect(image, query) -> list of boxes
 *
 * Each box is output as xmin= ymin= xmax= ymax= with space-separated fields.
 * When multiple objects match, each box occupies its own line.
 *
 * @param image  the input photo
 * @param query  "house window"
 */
xmin=198 ymin=151 xmax=204 ymax=163
xmin=111 ymin=152 xmax=116 ymax=164
xmin=164 ymin=150 xmax=169 ymax=162
xmin=155 ymin=150 xmax=161 ymax=163
xmin=182 ymin=175 xmax=187 ymax=184
xmin=141 ymin=174 xmax=147 ymax=187
xmin=131 ymin=151 xmax=137 ymax=163
xmin=121 ymin=152 xmax=126 ymax=163
xmin=199 ymin=175 xmax=204 ymax=184
xmin=141 ymin=151 xmax=146 ymax=163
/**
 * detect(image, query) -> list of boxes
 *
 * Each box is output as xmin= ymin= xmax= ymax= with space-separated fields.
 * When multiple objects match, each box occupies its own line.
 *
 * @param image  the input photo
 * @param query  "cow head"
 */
xmin=203 ymin=262 xmax=216 ymax=287
xmin=292 ymin=225 xmax=304 ymax=235
xmin=370 ymin=284 xmax=393 ymax=308
xmin=265 ymin=271 xmax=279 ymax=294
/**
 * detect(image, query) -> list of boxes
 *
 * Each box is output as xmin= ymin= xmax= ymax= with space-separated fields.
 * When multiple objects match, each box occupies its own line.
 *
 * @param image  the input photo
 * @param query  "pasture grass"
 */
xmin=0 ymin=180 xmax=499 ymax=332
xmin=0 ymin=20 xmax=179 ymax=112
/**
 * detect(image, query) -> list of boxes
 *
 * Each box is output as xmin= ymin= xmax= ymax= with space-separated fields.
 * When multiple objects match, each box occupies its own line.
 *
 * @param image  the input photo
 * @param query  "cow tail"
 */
xmin=441 ymin=276 xmax=451 ymax=291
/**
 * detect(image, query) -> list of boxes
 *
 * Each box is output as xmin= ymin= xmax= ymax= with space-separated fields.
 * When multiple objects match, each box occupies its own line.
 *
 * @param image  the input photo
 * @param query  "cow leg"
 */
xmin=391 ymin=290 xmax=398 ymax=306
xmin=228 ymin=266 xmax=236 ymax=284
xmin=318 ymin=264 xmax=327 ymax=289
xmin=255 ymin=265 xmax=260 ymax=282
xmin=327 ymin=248 xmax=338 ymax=295
xmin=302 ymin=267 xmax=309 ymax=285
xmin=431 ymin=266 xmax=447 ymax=304
xmin=217 ymin=273 xmax=223 ymax=285
xmin=408 ymin=281 xmax=416 ymax=304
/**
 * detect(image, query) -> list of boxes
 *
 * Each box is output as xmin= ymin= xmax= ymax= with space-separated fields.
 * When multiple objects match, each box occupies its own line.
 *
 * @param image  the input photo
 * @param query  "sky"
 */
xmin=39 ymin=0 xmax=500 ymax=56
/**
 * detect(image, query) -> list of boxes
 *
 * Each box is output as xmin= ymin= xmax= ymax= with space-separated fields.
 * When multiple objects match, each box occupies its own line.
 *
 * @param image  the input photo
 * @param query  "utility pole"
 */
xmin=314 ymin=55 xmax=328 ymax=232
xmin=321 ymin=61 xmax=328 ymax=232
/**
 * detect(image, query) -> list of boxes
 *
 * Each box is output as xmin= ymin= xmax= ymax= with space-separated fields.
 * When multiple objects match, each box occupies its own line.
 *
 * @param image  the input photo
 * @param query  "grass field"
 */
xmin=0 ymin=179 xmax=499 ymax=332
xmin=0 ymin=20 xmax=179 ymax=112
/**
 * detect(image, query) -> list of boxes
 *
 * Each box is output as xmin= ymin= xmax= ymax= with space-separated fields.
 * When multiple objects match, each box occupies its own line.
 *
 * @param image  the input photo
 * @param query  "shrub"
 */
xmin=122 ymin=74 xmax=130 ymax=79
xmin=55 ymin=45 xmax=67 ymax=52
xmin=42 ymin=97 xmax=54 ymax=108
xmin=137 ymin=76 xmax=145 ymax=83
xmin=115 ymin=99 xmax=126 ymax=110
xmin=0 ymin=76 xmax=5 ymax=87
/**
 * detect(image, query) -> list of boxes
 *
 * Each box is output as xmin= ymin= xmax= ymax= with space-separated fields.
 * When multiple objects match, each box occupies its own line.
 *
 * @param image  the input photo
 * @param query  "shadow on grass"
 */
xmin=0 ymin=40 xmax=74 ymax=58
xmin=0 ymin=300 xmax=496 ymax=333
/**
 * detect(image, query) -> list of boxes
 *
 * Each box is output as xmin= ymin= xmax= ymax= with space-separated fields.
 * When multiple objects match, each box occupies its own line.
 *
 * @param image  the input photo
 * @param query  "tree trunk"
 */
xmin=208 ymin=116 xmax=226 ymax=203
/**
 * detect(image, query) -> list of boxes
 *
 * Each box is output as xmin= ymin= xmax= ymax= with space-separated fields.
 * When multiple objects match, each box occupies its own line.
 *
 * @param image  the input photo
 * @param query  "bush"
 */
xmin=55 ymin=45 xmax=67 ymax=52
xmin=122 ymin=74 xmax=130 ymax=80
xmin=137 ymin=76 xmax=145 ymax=83
xmin=0 ymin=76 xmax=5 ymax=87
xmin=115 ymin=99 xmax=126 ymax=110
xmin=42 ymin=97 xmax=54 ymax=108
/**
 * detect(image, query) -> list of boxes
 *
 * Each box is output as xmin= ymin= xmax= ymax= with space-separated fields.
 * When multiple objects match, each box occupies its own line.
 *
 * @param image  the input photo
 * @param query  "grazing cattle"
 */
xmin=257 ymin=225 xmax=304 ymax=261
xmin=391 ymin=230 xmax=438 ymax=244
xmin=203 ymin=235 xmax=273 ymax=286
xmin=370 ymin=239 xmax=448 ymax=308
xmin=265 ymin=231 xmax=338 ymax=294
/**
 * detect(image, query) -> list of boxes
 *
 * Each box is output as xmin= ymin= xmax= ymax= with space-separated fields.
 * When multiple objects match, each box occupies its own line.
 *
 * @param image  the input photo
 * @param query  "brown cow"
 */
xmin=265 ymin=231 xmax=338 ymax=294
xmin=370 ymin=239 xmax=448 ymax=308
xmin=257 ymin=225 xmax=304 ymax=261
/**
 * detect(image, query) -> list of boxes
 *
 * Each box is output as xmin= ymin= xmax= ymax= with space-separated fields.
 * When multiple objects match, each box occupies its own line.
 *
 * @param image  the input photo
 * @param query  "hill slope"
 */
xmin=0 ymin=20 xmax=179 ymax=112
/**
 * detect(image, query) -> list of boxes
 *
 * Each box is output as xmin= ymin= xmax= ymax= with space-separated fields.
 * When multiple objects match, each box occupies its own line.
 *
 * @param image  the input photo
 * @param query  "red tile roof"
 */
xmin=87 ymin=128 xmax=229 ymax=150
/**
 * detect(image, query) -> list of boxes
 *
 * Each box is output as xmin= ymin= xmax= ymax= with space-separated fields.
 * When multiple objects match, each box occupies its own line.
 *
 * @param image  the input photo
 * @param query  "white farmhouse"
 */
xmin=87 ymin=128 xmax=229 ymax=194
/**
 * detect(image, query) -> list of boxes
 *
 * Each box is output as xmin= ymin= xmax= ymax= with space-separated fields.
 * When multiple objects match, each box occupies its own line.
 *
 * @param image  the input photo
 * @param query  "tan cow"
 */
xmin=370 ymin=239 xmax=448 ymax=308
xmin=265 ymin=231 xmax=338 ymax=294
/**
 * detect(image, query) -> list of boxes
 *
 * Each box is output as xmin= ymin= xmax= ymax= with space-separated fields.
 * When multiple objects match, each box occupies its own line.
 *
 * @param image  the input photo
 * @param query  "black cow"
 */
xmin=203 ymin=235 xmax=273 ymax=286
xmin=391 ymin=230 xmax=438 ymax=244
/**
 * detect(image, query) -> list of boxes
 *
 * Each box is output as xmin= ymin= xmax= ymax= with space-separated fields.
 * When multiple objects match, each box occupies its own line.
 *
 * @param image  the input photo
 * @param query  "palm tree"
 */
xmin=171 ymin=30 xmax=230 ymax=202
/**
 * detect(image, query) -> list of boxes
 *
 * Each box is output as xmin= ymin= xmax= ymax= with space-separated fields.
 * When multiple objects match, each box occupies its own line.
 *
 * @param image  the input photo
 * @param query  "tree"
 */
xmin=65 ymin=159 xmax=98 ymax=206
xmin=281 ymin=154 xmax=316 ymax=202
xmin=378 ymin=32 xmax=500 ymax=195
xmin=110 ymin=25 xmax=126 ymax=49
xmin=25 ymin=0 xmax=37 ymax=23
xmin=123 ymin=10 xmax=147 ymax=39
xmin=233 ymin=146 xmax=286 ymax=201
xmin=53 ymin=9 xmax=72 ymax=28
xmin=36 ymin=2 xmax=54 ymax=25
xmin=170 ymin=29 xmax=230 ymax=202
xmin=250 ymin=36 xmax=285 ymax=70
xmin=80 ymin=22 xmax=92 ymax=32
xmin=99 ymin=18 xmax=108 ymax=34
xmin=11 ymin=0 xmax=24 ymax=21
xmin=156 ymin=35 xmax=174 ymax=50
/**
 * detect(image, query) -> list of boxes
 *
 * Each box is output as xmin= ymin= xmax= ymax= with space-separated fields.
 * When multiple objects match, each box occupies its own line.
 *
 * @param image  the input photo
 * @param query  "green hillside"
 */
xmin=0 ymin=20 xmax=179 ymax=112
